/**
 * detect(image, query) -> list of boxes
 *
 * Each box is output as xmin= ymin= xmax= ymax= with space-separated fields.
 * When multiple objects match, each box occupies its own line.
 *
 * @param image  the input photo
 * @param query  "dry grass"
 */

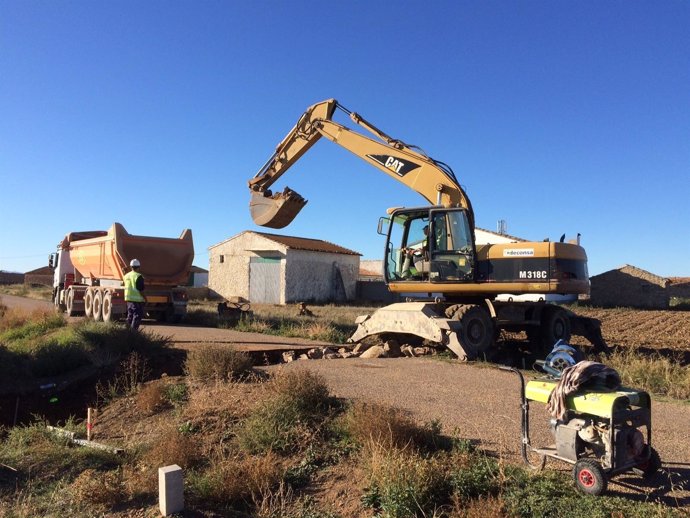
xmin=135 ymin=380 xmax=166 ymax=414
xmin=342 ymin=401 xmax=442 ymax=452
xmin=184 ymin=343 xmax=254 ymax=381
xmin=604 ymin=347 xmax=690 ymax=399
xmin=70 ymin=468 xmax=125 ymax=508
xmin=190 ymin=451 xmax=284 ymax=506
xmin=142 ymin=428 xmax=200 ymax=470
xmin=0 ymin=307 xmax=62 ymax=334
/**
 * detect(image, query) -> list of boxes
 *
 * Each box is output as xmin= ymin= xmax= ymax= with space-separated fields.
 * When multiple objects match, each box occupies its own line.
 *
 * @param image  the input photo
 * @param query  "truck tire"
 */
xmin=84 ymin=289 xmax=94 ymax=319
xmin=101 ymin=292 xmax=114 ymax=322
xmin=448 ymin=304 xmax=495 ymax=358
xmin=66 ymin=289 xmax=76 ymax=317
xmin=92 ymin=290 xmax=103 ymax=322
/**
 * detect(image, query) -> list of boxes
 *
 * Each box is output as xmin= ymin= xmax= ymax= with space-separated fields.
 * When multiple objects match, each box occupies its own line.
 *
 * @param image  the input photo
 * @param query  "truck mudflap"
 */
xmin=347 ymin=302 xmax=475 ymax=360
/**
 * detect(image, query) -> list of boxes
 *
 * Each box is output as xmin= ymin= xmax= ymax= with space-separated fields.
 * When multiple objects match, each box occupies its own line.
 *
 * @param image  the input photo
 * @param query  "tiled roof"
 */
xmin=252 ymin=232 xmax=360 ymax=256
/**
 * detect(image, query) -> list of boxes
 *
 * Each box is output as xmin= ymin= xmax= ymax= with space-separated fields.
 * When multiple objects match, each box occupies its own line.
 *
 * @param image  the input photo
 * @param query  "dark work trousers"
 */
xmin=126 ymin=301 xmax=144 ymax=330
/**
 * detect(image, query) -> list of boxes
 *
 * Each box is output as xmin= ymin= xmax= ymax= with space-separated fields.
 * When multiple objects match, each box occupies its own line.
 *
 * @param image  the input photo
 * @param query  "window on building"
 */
xmin=219 ymin=255 xmax=224 ymax=263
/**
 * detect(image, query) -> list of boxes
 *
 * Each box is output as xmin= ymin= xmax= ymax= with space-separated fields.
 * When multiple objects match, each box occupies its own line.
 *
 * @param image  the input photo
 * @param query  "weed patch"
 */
xmin=340 ymin=401 xmax=445 ymax=452
xmin=184 ymin=343 xmax=254 ymax=381
xmin=237 ymin=370 xmax=331 ymax=454
xmin=602 ymin=347 xmax=690 ymax=399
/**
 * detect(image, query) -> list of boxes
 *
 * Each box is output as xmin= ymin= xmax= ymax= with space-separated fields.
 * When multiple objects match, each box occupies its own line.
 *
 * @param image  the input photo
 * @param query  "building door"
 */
xmin=249 ymin=257 xmax=281 ymax=304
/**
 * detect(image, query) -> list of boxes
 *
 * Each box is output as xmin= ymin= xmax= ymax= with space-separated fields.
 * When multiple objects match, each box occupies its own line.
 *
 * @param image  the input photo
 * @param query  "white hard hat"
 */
xmin=130 ymin=258 xmax=141 ymax=268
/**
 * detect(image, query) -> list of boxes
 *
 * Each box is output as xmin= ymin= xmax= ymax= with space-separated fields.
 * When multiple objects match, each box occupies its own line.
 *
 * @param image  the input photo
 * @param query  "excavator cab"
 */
xmin=384 ymin=208 xmax=476 ymax=283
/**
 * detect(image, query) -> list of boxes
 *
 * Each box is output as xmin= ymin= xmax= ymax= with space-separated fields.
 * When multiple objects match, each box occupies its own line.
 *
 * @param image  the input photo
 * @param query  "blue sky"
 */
xmin=1 ymin=1 xmax=688 ymax=277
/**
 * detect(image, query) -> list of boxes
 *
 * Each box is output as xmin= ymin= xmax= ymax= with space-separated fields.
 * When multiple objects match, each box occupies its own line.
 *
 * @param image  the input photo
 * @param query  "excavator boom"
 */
xmin=248 ymin=99 xmax=474 ymax=229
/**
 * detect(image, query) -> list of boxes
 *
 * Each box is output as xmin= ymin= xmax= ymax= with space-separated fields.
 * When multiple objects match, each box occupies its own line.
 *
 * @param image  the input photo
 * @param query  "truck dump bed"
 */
xmin=62 ymin=223 xmax=194 ymax=286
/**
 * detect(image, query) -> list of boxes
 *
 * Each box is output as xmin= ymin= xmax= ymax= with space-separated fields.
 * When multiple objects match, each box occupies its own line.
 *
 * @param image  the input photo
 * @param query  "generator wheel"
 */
xmin=574 ymin=459 xmax=607 ymax=495
xmin=636 ymin=446 xmax=662 ymax=480
xmin=92 ymin=290 xmax=103 ymax=322
xmin=449 ymin=304 xmax=495 ymax=357
xmin=84 ymin=289 xmax=94 ymax=319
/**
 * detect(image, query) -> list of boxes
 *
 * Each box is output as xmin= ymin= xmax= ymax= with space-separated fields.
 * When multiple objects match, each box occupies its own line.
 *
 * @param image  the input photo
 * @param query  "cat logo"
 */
xmin=367 ymin=154 xmax=421 ymax=177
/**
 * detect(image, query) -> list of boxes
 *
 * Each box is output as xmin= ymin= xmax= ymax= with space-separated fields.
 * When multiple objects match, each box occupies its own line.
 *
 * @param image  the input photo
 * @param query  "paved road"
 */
xmin=3 ymin=293 xmax=688 ymax=504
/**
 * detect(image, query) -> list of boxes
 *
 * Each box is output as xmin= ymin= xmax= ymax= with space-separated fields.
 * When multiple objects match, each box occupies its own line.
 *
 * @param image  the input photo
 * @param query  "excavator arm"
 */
xmin=248 ymin=99 xmax=475 ymax=229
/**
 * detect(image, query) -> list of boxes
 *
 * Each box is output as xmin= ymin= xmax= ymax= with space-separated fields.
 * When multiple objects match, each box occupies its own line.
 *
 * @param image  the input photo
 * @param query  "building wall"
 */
xmin=590 ymin=266 xmax=669 ymax=309
xmin=285 ymin=249 xmax=359 ymax=303
xmin=209 ymin=232 xmax=359 ymax=304
xmin=0 ymin=271 xmax=24 ymax=285
xmin=208 ymin=233 xmax=283 ymax=301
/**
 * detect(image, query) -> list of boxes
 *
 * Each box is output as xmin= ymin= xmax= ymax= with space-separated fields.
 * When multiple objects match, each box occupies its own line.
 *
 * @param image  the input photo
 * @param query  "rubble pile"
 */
xmin=281 ymin=339 xmax=439 ymax=363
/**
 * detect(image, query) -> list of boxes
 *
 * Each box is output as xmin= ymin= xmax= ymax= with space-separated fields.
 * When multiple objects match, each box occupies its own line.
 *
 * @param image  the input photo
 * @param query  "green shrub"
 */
xmin=164 ymin=381 xmax=189 ymax=405
xmin=0 ymin=312 xmax=65 ymax=343
xmin=184 ymin=344 xmax=254 ymax=381
xmin=30 ymin=340 xmax=90 ymax=377
xmin=340 ymin=401 xmax=446 ymax=452
xmin=449 ymin=453 xmax=501 ymax=502
xmin=237 ymin=370 xmax=331 ymax=454
xmin=362 ymin=444 xmax=448 ymax=518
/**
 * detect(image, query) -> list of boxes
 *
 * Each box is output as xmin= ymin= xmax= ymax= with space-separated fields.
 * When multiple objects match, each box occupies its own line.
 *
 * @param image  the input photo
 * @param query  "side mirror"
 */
xmin=377 ymin=217 xmax=391 ymax=236
xmin=48 ymin=253 xmax=54 ymax=269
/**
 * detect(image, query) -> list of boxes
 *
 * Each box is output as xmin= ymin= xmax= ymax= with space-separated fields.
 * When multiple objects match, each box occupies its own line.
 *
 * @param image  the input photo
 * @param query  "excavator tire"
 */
xmin=537 ymin=307 xmax=571 ymax=354
xmin=446 ymin=304 xmax=495 ymax=358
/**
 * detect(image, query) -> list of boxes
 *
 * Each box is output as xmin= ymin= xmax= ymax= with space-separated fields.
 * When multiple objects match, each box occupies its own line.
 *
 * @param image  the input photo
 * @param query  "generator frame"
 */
xmin=500 ymin=366 xmax=660 ymax=495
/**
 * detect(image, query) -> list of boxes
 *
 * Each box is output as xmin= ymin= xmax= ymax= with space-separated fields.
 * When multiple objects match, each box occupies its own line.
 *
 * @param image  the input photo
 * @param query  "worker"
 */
xmin=124 ymin=258 xmax=145 ymax=330
xmin=401 ymin=225 xmax=430 ymax=278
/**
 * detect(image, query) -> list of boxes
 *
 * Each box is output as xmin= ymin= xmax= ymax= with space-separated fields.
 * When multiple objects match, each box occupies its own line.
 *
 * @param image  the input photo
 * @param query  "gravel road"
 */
xmin=3 ymin=293 xmax=688 ymax=505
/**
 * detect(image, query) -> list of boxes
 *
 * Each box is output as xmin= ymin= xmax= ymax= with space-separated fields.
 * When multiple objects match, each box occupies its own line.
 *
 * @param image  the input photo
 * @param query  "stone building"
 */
xmin=590 ymin=264 xmax=672 ymax=309
xmin=24 ymin=266 xmax=53 ymax=287
xmin=208 ymin=231 xmax=360 ymax=304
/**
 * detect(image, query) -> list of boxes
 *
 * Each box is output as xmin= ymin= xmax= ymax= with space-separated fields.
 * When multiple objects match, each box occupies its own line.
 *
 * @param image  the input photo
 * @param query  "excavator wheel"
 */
xmin=529 ymin=307 xmax=572 ymax=356
xmin=447 ymin=304 xmax=495 ymax=358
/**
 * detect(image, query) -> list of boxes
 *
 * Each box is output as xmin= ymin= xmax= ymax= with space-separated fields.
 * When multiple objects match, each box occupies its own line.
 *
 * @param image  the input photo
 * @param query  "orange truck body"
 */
xmin=52 ymin=223 xmax=194 ymax=323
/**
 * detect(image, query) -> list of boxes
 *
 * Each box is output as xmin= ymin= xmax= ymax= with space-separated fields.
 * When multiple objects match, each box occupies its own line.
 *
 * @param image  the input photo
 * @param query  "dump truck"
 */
xmin=50 ymin=223 xmax=194 ymax=323
xmin=248 ymin=99 xmax=609 ymax=359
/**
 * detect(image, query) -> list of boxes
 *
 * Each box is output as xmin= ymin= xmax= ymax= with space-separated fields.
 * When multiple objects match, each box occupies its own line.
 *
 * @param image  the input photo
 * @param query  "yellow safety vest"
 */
xmin=123 ymin=271 xmax=145 ymax=302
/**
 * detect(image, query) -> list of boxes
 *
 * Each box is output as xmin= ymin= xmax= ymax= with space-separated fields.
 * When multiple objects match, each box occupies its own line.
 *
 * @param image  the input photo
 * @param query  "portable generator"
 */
xmin=501 ymin=359 xmax=661 ymax=495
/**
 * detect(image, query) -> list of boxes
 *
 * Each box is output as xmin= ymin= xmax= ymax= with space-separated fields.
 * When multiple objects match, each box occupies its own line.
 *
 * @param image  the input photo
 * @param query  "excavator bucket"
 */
xmin=249 ymin=187 xmax=308 ymax=229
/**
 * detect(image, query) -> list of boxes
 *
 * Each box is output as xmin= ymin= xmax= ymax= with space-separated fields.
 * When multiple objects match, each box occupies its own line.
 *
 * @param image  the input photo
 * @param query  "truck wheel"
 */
xmin=574 ymin=459 xmax=607 ymax=496
xmin=66 ymin=290 xmax=76 ymax=317
xmin=92 ymin=290 xmax=103 ymax=322
xmin=84 ymin=289 xmax=94 ymax=319
xmin=450 ymin=304 xmax=495 ymax=357
xmin=101 ymin=292 xmax=114 ymax=322
xmin=540 ymin=307 xmax=571 ymax=352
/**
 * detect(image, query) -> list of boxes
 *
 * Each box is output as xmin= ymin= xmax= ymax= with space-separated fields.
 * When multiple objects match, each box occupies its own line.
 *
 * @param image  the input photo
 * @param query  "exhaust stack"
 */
xmin=249 ymin=187 xmax=307 ymax=229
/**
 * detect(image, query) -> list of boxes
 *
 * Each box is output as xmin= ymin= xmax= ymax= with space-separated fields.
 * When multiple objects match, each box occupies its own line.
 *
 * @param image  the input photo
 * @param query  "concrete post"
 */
xmin=158 ymin=464 xmax=184 ymax=516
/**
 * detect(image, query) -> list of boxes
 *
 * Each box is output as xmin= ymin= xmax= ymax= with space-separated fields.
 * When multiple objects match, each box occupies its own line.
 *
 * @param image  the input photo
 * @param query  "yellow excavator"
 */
xmin=248 ymin=99 xmax=608 ymax=359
